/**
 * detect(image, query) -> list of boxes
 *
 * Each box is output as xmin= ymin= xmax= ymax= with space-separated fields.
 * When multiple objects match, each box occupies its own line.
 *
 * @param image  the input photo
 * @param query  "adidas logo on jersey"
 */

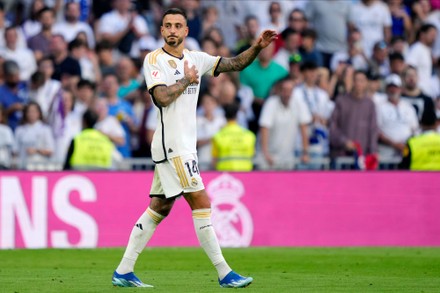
xmin=174 ymin=70 xmax=181 ymax=75
xmin=135 ymin=223 xmax=143 ymax=230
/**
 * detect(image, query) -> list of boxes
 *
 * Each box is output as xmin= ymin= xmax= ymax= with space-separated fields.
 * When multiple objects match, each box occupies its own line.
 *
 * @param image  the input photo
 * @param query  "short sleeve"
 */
xmin=143 ymin=54 xmax=167 ymax=92
xmin=190 ymin=51 xmax=221 ymax=77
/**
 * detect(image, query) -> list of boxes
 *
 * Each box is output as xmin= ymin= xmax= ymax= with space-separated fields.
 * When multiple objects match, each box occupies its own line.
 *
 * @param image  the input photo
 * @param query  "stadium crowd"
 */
xmin=0 ymin=0 xmax=439 ymax=171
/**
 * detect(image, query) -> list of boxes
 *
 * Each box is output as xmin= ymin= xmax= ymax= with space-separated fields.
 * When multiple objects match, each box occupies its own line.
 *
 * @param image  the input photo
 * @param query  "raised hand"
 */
xmin=183 ymin=60 xmax=199 ymax=84
xmin=255 ymin=30 xmax=278 ymax=49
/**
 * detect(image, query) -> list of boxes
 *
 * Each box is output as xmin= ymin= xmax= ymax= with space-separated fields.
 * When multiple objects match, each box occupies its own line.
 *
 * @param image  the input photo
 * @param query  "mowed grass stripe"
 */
xmin=0 ymin=247 xmax=439 ymax=293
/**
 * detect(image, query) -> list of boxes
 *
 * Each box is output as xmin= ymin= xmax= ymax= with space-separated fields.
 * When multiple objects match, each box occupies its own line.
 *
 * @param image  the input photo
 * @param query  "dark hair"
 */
xmin=421 ymin=108 xmax=437 ymax=127
xmin=22 ymin=101 xmax=43 ymax=124
xmin=281 ymin=27 xmax=299 ymax=41
xmin=300 ymin=61 xmax=318 ymax=72
xmin=162 ymin=8 xmax=187 ymax=23
xmin=301 ymin=28 xmax=317 ymax=40
xmin=68 ymin=38 xmax=86 ymax=51
xmin=37 ymin=6 xmax=55 ymax=19
xmin=244 ymin=14 xmax=258 ymax=24
xmin=77 ymin=79 xmax=96 ymax=90
xmin=95 ymin=40 xmax=114 ymax=52
xmin=389 ymin=52 xmax=404 ymax=62
xmin=82 ymin=109 xmax=98 ymax=128
xmin=223 ymin=102 xmax=239 ymax=120
xmin=353 ymin=70 xmax=367 ymax=78
xmin=417 ymin=23 xmax=437 ymax=40
xmin=31 ymin=71 xmax=45 ymax=87
xmin=3 ymin=60 xmax=20 ymax=76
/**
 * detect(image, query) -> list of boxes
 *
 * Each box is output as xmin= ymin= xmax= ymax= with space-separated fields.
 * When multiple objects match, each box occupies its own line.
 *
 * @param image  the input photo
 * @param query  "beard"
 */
xmin=164 ymin=35 xmax=183 ymax=47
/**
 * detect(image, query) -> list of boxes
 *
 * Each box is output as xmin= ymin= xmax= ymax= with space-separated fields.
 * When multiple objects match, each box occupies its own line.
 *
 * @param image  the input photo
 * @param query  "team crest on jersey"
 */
xmin=151 ymin=70 xmax=160 ymax=80
xmin=168 ymin=60 xmax=177 ymax=69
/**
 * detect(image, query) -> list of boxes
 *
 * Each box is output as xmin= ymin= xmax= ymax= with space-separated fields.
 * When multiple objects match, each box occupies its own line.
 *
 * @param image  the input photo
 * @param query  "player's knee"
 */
xmin=149 ymin=197 xmax=175 ymax=217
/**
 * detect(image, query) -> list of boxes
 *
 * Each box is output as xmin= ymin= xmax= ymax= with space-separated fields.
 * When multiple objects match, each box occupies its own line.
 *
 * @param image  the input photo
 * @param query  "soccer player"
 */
xmin=111 ymin=7 xmax=276 ymax=288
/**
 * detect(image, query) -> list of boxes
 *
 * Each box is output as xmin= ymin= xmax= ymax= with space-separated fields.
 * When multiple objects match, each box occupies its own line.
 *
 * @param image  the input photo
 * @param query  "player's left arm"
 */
xmin=216 ymin=30 xmax=277 ymax=73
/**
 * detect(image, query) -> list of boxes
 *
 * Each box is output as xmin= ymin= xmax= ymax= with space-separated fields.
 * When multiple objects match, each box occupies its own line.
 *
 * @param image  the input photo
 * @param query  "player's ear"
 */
xmin=184 ymin=26 xmax=189 ymax=37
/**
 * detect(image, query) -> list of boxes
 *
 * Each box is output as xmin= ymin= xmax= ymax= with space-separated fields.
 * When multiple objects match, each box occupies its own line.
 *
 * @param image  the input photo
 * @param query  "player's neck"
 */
xmin=163 ymin=44 xmax=185 ymax=59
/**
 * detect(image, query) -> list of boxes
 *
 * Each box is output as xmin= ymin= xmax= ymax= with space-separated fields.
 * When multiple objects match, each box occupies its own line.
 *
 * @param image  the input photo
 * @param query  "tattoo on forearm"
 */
xmin=154 ymin=77 xmax=190 ymax=106
xmin=217 ymin=45 xmax=261 ymax=72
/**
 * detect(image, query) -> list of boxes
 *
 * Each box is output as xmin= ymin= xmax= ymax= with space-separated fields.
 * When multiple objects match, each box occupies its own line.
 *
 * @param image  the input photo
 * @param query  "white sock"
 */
xmin=193 ymin=209 xmax=232 ymax=280
xmin=116 ymin=207 xmax=164 ymax=274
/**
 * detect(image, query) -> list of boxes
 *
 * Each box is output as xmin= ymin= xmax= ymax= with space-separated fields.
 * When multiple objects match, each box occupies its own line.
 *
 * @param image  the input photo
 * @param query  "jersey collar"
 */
xmin=161 ymin=47 xmax=184 ymax=60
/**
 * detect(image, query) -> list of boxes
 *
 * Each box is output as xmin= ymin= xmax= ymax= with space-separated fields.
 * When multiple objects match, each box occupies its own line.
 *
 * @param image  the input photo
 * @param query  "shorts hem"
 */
xmin=149 ymin=191 xmax=184 ymax=199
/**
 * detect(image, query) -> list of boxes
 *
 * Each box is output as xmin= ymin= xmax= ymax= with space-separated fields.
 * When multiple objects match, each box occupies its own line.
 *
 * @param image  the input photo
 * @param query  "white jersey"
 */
xmin=144 ymin=48 xmax=221 ymax=163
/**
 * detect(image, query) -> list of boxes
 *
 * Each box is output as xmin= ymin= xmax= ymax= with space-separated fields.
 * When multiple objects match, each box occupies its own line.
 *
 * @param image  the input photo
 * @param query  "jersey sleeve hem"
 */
xmin=212 ymin=57 xmax=222 ymax=77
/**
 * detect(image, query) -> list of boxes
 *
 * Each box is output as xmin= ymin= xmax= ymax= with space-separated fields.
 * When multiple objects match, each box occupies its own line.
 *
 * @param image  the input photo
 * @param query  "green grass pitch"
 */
xmin=1 ymin=247 xmax=439 ymax=292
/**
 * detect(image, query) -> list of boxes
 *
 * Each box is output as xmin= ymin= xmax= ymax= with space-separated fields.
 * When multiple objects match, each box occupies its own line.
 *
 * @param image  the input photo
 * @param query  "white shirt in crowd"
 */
xmin=376 ymin=99 xmax=419 ymax=157
xmin=0 ymin=47 xmax=37 ymax=81
xmin=196 ymin=112 xmax=226 ymax=170
xmin=258 ymin=93 xmax=312 ymax=170
xmin=426 ymin=10 xmax=440 ymax=59
xmin=54 ymin=111 xmax=82 ymax=163
xmin=330 ymin=52 xmax=369 ymax=72
xmin=29 ymin=79 xmax=62 ymax=119
xmin=0 ymin=124 xmax=14 ymax=168
xmin=53 ymin=21 xmax=96 ymax=48
xmin=406 ymin=42 xmax=434 ymax=95
xmin=349 ymin=0 xmax=392 ymax=57
xmin=98 ymin=10 xmax=149 ymax=57
xmin=94 ymin=116 xmax=125 ymax=144
xmin=13 ymin=121 xmax=55 ymax=169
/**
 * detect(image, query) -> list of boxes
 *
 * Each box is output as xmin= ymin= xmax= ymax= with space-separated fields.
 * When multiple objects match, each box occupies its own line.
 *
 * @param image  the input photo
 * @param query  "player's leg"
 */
xmin=184 ymin=190 xmax=253 ymax=288
xmin=113 ymin=166 xmax=176 ymax=287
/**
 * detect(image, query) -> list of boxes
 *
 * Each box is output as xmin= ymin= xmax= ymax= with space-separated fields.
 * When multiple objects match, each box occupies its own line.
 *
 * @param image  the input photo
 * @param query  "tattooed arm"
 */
xmin=153 ymin=60 xmax=199 ymax=107
xmin=216 ymin=30 xmax=277 ymax=73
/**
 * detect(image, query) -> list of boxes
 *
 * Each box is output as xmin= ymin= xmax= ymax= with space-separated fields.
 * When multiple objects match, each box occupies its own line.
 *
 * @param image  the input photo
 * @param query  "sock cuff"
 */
xmin=147 ymin=207 xmax=165 ymax=224
xmin=192 ymin=208 xmax=211 ymax=219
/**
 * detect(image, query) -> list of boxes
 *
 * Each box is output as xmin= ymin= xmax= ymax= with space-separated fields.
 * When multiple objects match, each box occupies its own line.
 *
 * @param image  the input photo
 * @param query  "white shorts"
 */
xmin=150 ymin=153 xmax=205 ymax=198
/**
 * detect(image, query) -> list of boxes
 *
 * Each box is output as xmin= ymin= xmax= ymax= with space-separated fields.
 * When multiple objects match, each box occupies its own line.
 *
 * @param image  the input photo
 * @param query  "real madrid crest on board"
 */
xmin=207 ymin=173 xmax=253 ymax=247
xmin=168 ymin=60 xmax=177 ymax=69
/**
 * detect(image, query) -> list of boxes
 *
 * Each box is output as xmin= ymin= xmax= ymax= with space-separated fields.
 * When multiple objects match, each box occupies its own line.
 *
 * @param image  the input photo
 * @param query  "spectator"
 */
xmin=377 ymin=74 xmax=419 ymax=158
xmin=431 ymin=58 xmax=440 ymax=99
xmin=387 ymin=0 xmax=413 ymax=41
xmin=389 ymin=35 xmax=409 ymax=57
xmin=217 ymin=80 xmax=248 ymax=129
xmin=235 ymin=15 xmax=260 ymax=55
xmin=349 ymin=0 xmax=392 ymax=58
xmin=52 ymin=89 xmax=82 ymax=162
xmin=93 ymin=97 xmax=125 ymax=148
xmin=399 ymin=108 xmax=440 ymax=170
xmin=201 ymin=5 xmax=219 ymax=37
xmin=406 ymin=23 xmax=437 ymax=95
xmin=13 ymin=101 xmax=54 ymax=169
xmin=95 ymin=40 xmax=117 ymax=76
xmin=101 ymin=73 xmax=137 ymax=157
xmin=273 ymin=28 xmax=300 ymax=71
xmin=330 ymin=28 xmax=369 ymax=73
xmin=138 ymin=36 xmax=158 ymax=63
xmin=294 ymin=61 xmax=334 ymax=168
xmin=240 ymin=42 xmax=288 ymax=133
xmin=181 ymin=0 xmax=202 ymax=41
xmin=298 ymin=28 xmax=323 ymax=67
xmin=367 ymin=40 xmax=390 ymax=79
xmin=50 ymin=34 xmax=82 ymax=89
xmin=29 ymin=57 xmax=62 ymax=120
xmin=401 ymin=65 xmax=437 ymax=123
xmin=0 ymin=26 xmax=37 ymax=81
xmin=68 ymin=38 xmax=100 ymax=82
xmin=285 ymin=8 xmax=308 ymax=34
xmin=261 ymin=2 xmax=285 ymax=33
xmin=426 ymin=3 xmax=440 ymax=62
xmin=63 ymin=109 xmax=116 ymax=170
xmin=367 ymin=73 xmax=387 ymax=106
xmin=257 ymin=78 xmax=311 ymax=170
xmin=287 ymin=53 xmax=303 ymax=87
xmin=27 ymin=7 xmax=56 ymax=62
xmin=97 ymin=0 xmax=149 ymax=57
xmin=132 ymin=84 xmax=156 ymax=158
xmin=75 ymin=79 xmax=96 ymax=116
xmin=305 ymin=0 xmax=351 ymax=69
xmin=0 ymin=104 xmax=14 ymax=169
xmin=196 ymin=93 xmax=226 ymax=170
xmin=0 ymin=3 xmax=27 ymax=50
xmin=389 ymin=52 xmax=406 ymax=76
xmin=0 ymin=60 xmax=28 ymax=130
xmin=329 ymin=70 xmax=378 ymax=163
xmin=52 ymin=2 xmax=95 ymax=49
xmin=212 ymin=102 xmax=256 ymax=171
xmin=21 ymin=0 xmax=45 ymax=39
xmin=116 ymin=56 xmax=140 ymax=101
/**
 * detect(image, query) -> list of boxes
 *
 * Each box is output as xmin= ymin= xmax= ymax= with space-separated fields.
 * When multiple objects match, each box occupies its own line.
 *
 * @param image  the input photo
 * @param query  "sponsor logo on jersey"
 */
xmin=168 ymin=60 xmax=177 ymax=69
xmin=151 ymin=70 xmax=160 ymax=80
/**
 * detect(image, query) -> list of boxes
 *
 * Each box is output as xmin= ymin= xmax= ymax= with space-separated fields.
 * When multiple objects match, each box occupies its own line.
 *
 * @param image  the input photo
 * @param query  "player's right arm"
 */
xmin=152 ymin=61 xmax=199 ymax=107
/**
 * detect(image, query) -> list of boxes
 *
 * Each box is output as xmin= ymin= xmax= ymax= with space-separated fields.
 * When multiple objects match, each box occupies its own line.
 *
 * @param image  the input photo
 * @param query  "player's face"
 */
xmin=161 ymin=14 xmax=188 ymax=47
